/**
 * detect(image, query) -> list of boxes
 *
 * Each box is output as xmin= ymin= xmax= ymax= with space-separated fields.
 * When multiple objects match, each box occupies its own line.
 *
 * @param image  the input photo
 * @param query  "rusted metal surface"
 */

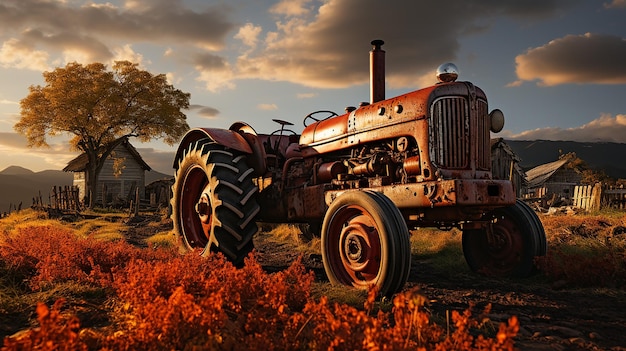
xmin=318 ymin=161 xmax=347 ymax=183
xmin=324 ymin=179 xmax=516 ymax=210
xmin=370 ymin=40 xmax=385 ymax=103
xmin=173 ymin=127 xmax=252 ymax=168
xmin=230 ymin=122 xmax=267 ymax=176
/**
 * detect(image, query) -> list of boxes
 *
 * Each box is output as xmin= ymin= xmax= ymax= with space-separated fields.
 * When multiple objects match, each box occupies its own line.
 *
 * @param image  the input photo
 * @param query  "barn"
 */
xmin=490 ymin=138 xmax=526 ymax=197
xmin=524 ymin=153 xmax=582 ymax=204
xmin=63 ymin=137 xmax=151 ymax=207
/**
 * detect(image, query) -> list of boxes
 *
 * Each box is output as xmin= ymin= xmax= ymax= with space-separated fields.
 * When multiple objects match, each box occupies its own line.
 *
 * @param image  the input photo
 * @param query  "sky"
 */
xmin=0 ymin=0 xmax=625 ymax=175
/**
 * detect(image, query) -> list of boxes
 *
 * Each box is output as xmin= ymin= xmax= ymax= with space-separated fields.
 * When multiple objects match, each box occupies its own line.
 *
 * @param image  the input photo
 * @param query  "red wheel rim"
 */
xmin=486 ymin=217 xmax=524 ymax=274
xmin=179 ymin=165 xmax=210 ymax=248
xmin=326 ymin=206 xmax=382 ymax=288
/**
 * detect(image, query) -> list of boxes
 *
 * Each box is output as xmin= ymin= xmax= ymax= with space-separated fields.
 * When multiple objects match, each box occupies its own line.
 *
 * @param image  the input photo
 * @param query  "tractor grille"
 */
xmin=430 ymin=97 xmax=490 ymax=170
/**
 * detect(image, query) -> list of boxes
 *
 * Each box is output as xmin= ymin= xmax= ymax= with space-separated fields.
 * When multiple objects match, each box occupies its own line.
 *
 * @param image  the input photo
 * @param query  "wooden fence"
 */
xmin=573 ymin=184 xmax=626 ymax=211
xmin=32 ymin=185 xmax=82 ymax=212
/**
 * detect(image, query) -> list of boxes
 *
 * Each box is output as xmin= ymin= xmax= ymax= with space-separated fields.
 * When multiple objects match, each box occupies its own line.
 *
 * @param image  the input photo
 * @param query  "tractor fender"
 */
xmin=229 ymin=122 xmax=267 ymax=176
xmin=173 ymin=125 xmax=267 ymax=176
xmin=173 ymin=127 xmax=252 ymax=168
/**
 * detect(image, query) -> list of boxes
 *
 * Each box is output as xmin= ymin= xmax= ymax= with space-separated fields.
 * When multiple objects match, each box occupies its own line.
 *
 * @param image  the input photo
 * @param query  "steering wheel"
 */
xmin=270 ymin=119 xmax=297 ymax=152
xmin=303 ymin=110 xmax=338 ymax=127
xmin=272 ymin=118 xmax=294 ymax=127
xmin=269 ymin=128 xmax=298 ymax=138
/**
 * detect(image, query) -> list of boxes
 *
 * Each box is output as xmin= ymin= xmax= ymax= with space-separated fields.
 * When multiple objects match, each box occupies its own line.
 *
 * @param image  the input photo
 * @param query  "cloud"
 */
xmin=604 ymin=0 xmax=626 ymax=9
xmin=0 ymin=132 xmax=28 ymax=148
xmin=235 ymin=23 xmax=263 ymax=50
xmin=0 ymin=38 xmax=50 ymax=71
xmin=191 ymin=52 xmax=235 ymax=91
xmin=297 ymin=92 xmax=317 ymax=99
xmin=514 ymin=33 xmax=626 ymax=86
xmin=0 ymin=0 xmax=583 ymax=91
xmin=257 ymin=103 xmax=278 ymax=111
xmin=134 ymin=147 xmax=176 ymax=175
xmin=227 ymin=0 xmax=578 ymax=90
xmin=189 ymin=104 xmax=220 ymax=119
xmin=0 ymin=132 xmax=76 ymax=171
xmin=503 ymin=113 xmax=626 ymax=143
xmin=269 ymin=0 xmax=314 ymax=17
xmin=112 ymin=44 xmax=148 ymax=67
xmin=0 ymin=0 xmax=234 ymax=69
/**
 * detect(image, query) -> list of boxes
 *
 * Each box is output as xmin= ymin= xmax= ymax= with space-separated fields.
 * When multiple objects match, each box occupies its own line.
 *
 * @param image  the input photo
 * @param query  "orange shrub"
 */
xmin=1 ymin=225 xmax=519 ymax=350
xmin=0 ymin=225 xmax=175 ymax=290
xmin=2 ymin=299 xmax=87 ymax=351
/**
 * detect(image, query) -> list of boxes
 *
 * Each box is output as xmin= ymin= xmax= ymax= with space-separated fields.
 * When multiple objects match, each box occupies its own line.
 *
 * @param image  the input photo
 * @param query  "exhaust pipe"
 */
xmin=370 ymin=39 xmax=385 ymax=104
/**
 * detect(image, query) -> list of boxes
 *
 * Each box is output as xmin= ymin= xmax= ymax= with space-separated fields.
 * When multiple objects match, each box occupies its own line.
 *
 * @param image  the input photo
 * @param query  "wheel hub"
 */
xmin=345 ymin=233 xmax=365 ymax=261
xmin=341 ymin=223 xmax=372 ymax=272
xmin=195 ymin=193 xmax=212 ymax=224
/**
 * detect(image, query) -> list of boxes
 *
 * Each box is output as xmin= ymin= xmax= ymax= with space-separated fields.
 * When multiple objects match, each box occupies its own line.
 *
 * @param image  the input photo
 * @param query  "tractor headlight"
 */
xmin=436 ymin=63 xmax=459 ymax=83
xmin=489 ymin=109 xmax=505 ymax=133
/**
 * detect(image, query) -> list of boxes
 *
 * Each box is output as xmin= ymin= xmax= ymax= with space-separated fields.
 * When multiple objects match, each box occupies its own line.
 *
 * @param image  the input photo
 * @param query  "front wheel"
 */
xmin=171 ymin=139 xmax=260 ymax=266
xmin=321 ymin=190 xmax=411 ymax=296
xmin=462 ymin=200 xmax=547 ymax=277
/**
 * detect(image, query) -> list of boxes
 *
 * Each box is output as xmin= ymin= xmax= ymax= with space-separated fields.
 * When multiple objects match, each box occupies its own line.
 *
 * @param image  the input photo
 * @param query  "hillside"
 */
xmin=504 ymin=139 xmax=626 ymax=179
xmin=0 ymin=167 xmax=73 ymax=213
xmin=0 ymin=167 xmax=171 ymax=213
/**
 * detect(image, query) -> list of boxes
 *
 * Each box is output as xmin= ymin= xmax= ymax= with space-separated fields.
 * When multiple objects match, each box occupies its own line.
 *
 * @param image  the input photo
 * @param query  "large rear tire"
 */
xmin=321 ymin=190 xmax=411 ymax=296
xmin=462 ymin=199 xmax=547 ymax=277
xmin=171 ymin=139 xmax=260 ymax=266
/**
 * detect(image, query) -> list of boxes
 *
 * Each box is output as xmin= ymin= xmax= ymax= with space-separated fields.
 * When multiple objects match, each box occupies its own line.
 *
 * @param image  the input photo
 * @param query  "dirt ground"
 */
xmin=249 ymin=229 xmax=626 ymax=351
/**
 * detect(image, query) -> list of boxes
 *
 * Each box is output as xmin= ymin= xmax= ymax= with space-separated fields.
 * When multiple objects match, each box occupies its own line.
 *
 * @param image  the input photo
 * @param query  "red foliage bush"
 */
xmin=1 ymin=225 xmax=519 ymax=350
xmin=0 ymin=225 xmax=176 ymax=290
xmin=2 ymin=299 xmax=87 ymax=351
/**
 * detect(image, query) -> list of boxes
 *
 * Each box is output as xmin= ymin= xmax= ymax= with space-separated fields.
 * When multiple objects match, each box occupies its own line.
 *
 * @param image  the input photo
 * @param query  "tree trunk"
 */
xmin=86 ymin=162 xmax=100 ymax=209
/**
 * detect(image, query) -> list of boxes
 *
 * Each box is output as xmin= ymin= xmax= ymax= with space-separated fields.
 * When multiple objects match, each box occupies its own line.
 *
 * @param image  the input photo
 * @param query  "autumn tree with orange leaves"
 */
xmin=15 ymin=61 xmax=190 ymax=208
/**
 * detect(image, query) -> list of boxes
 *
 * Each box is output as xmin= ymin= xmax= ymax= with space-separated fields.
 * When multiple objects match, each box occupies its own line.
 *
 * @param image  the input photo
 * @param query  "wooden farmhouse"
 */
xmin=490 ymin=138 xmax=526 ymax=197
xmin=63 ymin=138 xmax=151 ymax=207
xmin=524 ymin=154 xmax=582 ymax=204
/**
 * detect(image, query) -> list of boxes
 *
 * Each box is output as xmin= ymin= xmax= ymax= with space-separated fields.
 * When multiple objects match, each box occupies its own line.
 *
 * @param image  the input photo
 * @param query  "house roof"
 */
xmin=63 ymin=138 xmax=151 ymax=172
xmin=525 ymin=158 xmax=569 ymax=189
xmin=491 ymin=138 xmax=526 ymax=180
xmin=490 ymin=138 xmax=521 ymax=162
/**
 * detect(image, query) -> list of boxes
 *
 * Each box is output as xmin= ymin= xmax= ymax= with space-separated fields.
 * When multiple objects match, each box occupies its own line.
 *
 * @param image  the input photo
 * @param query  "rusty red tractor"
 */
xmin=171 ymin=40 xmax=547 ymax=296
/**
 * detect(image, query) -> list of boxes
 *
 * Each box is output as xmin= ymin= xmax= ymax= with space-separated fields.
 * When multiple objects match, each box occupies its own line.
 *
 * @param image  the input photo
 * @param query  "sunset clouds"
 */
xmin=513 ymin=33 xmax=626 ymax=86
xmin=503 ymin=114 xmax=626 ymax=143
xmin=1 ymin=0 xmax=623 ymax=91
xmin=0 ymin=0 xmax=624 ymax=172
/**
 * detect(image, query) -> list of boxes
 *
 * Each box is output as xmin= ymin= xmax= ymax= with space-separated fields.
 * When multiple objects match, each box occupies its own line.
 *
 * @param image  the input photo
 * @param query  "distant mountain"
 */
xmin=0 ymin=168 xmax=73 ymax=213
xmin=504 ymin=140 xmax=626 ymax=180
xmin=0 ymin=167 xmax=172 ymax=213
xmin=0 ymin=165 xmax=35 ymax=176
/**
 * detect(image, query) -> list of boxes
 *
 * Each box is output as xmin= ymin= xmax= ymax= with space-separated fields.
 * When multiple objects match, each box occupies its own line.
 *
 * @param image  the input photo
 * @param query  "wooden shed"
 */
xmin=490 ymin=138 xmax=526 ymax=197
xmin=63 ymin=138 xmax=151 ymax=207
xmin=524 ymin=153 xmax=582 ymax=204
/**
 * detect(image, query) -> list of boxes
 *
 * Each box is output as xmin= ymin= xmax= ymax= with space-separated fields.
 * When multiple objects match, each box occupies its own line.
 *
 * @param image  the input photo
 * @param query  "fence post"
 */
xmin=590 ymin=183 xmax=602 ymax=211
xmin=134 ymin=187 xmax=140 ymax=216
